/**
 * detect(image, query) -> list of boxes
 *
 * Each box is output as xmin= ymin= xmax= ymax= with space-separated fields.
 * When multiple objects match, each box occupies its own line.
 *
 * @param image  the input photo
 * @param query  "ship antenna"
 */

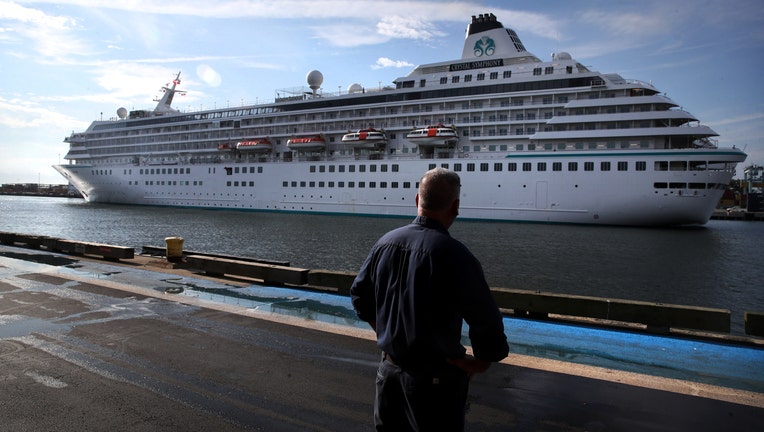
xmin=153 ymin=71 xmax=185 ymax=115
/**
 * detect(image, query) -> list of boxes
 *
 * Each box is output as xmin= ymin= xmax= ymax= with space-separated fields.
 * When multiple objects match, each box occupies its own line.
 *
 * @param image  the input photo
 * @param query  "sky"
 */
xmin=1 ymin=0 xmax=763 ymax=184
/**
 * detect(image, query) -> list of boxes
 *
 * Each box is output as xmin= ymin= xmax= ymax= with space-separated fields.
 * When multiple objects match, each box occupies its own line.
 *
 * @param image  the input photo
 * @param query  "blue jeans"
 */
xmin=374 ymin=356 xmax=469 ymax=431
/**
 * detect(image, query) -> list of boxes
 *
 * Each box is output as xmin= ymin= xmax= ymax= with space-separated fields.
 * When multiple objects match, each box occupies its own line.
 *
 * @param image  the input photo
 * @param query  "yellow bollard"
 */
xmin=164 ymin=237 xmax=184 ymax=262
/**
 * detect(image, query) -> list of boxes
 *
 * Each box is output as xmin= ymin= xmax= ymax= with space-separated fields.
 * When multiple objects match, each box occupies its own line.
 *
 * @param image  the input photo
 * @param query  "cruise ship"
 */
xmin=54 ymin=13 xmax=747 ymax=226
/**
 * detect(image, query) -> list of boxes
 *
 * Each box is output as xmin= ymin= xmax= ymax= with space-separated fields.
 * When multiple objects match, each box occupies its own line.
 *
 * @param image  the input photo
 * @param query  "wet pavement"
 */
xmin=1 ymin=245 xmax=763 ymax=431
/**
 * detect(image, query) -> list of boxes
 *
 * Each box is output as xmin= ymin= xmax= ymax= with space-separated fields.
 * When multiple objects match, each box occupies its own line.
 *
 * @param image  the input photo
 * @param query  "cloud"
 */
xmin=0 ymin=95 xmax=88 ymax=130
xmin=376 ymin=16 xmax=445 ymax=40
xmin=372 ymin=57 xmax=413 ymax=70
xmin=0 ymin=1 xmax=91 ymax=61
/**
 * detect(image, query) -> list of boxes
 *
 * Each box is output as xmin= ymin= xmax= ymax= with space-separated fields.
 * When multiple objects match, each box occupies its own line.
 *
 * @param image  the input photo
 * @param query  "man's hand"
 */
xmin=447 ymin=355 xmax=491 ymax=379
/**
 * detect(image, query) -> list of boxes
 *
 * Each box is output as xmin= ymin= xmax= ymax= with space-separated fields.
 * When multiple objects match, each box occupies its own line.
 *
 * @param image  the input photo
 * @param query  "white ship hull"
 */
xmin=55 ymin=13 xmax=747 ymax=226
xmin=54 ymin=148 xmax=744 ymax=226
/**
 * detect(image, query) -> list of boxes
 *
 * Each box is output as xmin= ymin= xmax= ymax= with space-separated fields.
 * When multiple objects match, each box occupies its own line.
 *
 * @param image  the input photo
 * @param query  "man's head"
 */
xmin=416 ymin=168 xmax=461 ymax=228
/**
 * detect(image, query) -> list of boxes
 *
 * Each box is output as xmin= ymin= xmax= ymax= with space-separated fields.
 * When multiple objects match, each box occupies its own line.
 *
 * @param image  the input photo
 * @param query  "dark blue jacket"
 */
xmin=350 ymin=216 xmax=509 ymax=369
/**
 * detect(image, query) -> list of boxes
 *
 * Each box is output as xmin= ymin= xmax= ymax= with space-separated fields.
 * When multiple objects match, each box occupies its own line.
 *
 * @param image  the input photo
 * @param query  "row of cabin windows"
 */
xmin=433 ymin=65 xmax=575 ymax=86
xmin=437 ymin=71 xmax=507 ymax=85
xmin=281 ymin=181 xmax=415 ymax=189
xmin=308 ymin=164 xmax=400 ymax=173
xmin=424 ymin=161 xmax=645 ymax=172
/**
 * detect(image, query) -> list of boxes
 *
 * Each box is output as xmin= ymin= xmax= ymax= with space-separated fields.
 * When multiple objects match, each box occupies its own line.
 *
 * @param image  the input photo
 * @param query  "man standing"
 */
xmin=350 ymin=168 xmax=509 ymax=431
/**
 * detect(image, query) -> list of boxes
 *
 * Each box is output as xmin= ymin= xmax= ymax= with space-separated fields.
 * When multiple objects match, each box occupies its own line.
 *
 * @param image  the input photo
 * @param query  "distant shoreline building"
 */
xmin=0 ymin=183 xmax=82 ymax=198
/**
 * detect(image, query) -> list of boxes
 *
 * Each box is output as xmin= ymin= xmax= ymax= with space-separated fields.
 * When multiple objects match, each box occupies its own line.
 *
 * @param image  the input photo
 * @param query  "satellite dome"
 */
xmin=556 ymin=52 xmax=572 ymax=60
xmin=306 ymin=70 xmax=323 ymax=92
xmin=117 ymin=107 xmax=128 ymax=119
xmin=348 ymin=83 xmax=363 ymax=94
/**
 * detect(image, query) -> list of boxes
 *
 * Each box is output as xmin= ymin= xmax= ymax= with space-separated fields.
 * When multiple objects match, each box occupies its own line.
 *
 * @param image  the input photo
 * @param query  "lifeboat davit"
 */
xmin=341 ymin=128 xmax=387 ymax=149
xmin=236 ymin=138 xmax=272 ymax=153
xmin=287 ymin=134 xmax=326 ymax=150
xmin=406 ymin=124 xmax=458 ymax=146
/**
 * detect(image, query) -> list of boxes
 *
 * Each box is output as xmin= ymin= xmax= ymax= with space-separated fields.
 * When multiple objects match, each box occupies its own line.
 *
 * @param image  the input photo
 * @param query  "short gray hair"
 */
xmin=418 ymin=168 xmax=461 ymax=211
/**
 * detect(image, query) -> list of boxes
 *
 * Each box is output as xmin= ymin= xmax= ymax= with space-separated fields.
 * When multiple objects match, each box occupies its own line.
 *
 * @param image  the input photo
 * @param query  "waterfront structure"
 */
xmin=54 ymin=13 xmax=746 ymax=226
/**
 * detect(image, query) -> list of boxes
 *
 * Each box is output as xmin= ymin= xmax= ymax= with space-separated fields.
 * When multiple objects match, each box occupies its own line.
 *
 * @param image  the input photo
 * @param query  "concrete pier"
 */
xmin=1 ymin=244 xmax=763 ymax=431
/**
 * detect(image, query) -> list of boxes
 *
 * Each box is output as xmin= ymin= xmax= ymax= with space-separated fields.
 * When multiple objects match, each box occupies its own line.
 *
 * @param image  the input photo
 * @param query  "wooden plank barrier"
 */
xmin=745 ymin=312 xmax=764 ymax=337
xmin=491 ymin=288 xmax=731 ymax=334
xmin=307 ymin=270 xmax=357 ymax=295
xmin=54 ymin=239 xmax=134 ymax=260
xmin=185 ymin=255 xmax=308 ymax=286
xmin=0 ymin=232 xmax=134 ymax=261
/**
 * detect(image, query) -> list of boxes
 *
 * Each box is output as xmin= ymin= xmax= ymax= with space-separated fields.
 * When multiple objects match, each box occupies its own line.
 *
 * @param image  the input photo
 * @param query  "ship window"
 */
xmin=670 ymin=161 xmax=687 ymax=171
xmin=349 ymin=165 xmax=355 ymax=172
xmin=282 ymin=181 xmax=288 ymax=187
xmin=359 ymin=182 xmax=365 ymax=188
xmin=452 ymin=76 xmax=460 ymax=83
xmin=480 ymin=163 xmax=489 ymax=172
xmin=601 ymin=162 xmax=611 ymax=171
xmin=319 ymin=181 xmax=325 ymax=187
xmin=309 ymin=181 xmax=315 ymax=187
xmin=291 ymin=181 xmax=297 ymax=187
xmin=404 ymin=182 xmax=411 ymax=188
xmin=689 ymin=183 xmax=706 ymax=189
xmin=339 ymin=165 xmax=345 ymax=172
xmin=689 ymin=161 xmax=706 ymax=171
xmin=359 ymin=165 xmax=366 ymax=172
xmin=464 ymin=75 xmax=472 ymax=82
xmin=338 ymin=182 xmax=345 ymax=188
xmin=381 ymin=165 xmax=388 ymax=172
xmin=453 ymin=163 xmax=462 ymax=172
xmin=440 ymin=77 xmax=448 ymax=84
xmin=369 ymin=182 xmax=376 ymax=188
xmin=300 ymin=181 xmax=306 ymax=187
xmin=522 ymin=162 xmax=532 ymax=171
xmin=328 ymin=181 xmax=335 ymax=187
xmin=533 ymin=68 xmax=542 ymax=76
xmin=370 ymin=165 xmax=377 ymax=172
xmin=392 ymin=164 xmax=399 ymax=172
xmin=545 ymin=67 xmax=554 ymax=74
xmin=584 ymin=162 xmax=594 ymax=171
xmin=227 ymin=181 xmax=232 ymax=187
xmin=654 ymin=182 xmax=668 ymax=189
xmin=538 ymin=162 xmax=547 ymax=171
xmin=508 ymin=163 xmax=517 ymax=171
xmin=503 ymin=71 xmax=511 ymax=78
xmin=553 ymin=162 xmax=562 ymax=171
xmin=618 ymin=162 xmax=628 ymax=171
xmin=568 ymin=162 xmax=578 ymax=171
xmin=381 ymin=182 xmax=387 ymax=188
xmin=319 ymin=166 xmax=326 ymax=172
xmin=348 ymin=181 xmax=355 ymax=187
xmin=670 ymin=182 xmax=686 ymax=189
xmin=392 ymin=182 xmax=399 ymax=188
xmin=467 ymin=163 xmax=475 ymax=172
xmin=566 ymin=66 xmax=573 ymax=74
xmin=310 ymin=166 xmax=316 ymax=173
xmin=494 ymin=163 xmax=503 ymax=171
xmin=329 ymin=165 xmax=336 ymax=172
xmin=636 ymin=161 xmax=646 ymax=171
xmin=490 ymin=72 xmax=498 ymax=79
xmin=420 ymin=79 xmax=426 ymax=87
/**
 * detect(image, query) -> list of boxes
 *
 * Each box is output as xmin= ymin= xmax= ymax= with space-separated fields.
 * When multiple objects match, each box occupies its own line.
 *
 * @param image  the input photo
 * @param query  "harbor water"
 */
xmin=1 ymin=195 xmax=762 ymax=335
